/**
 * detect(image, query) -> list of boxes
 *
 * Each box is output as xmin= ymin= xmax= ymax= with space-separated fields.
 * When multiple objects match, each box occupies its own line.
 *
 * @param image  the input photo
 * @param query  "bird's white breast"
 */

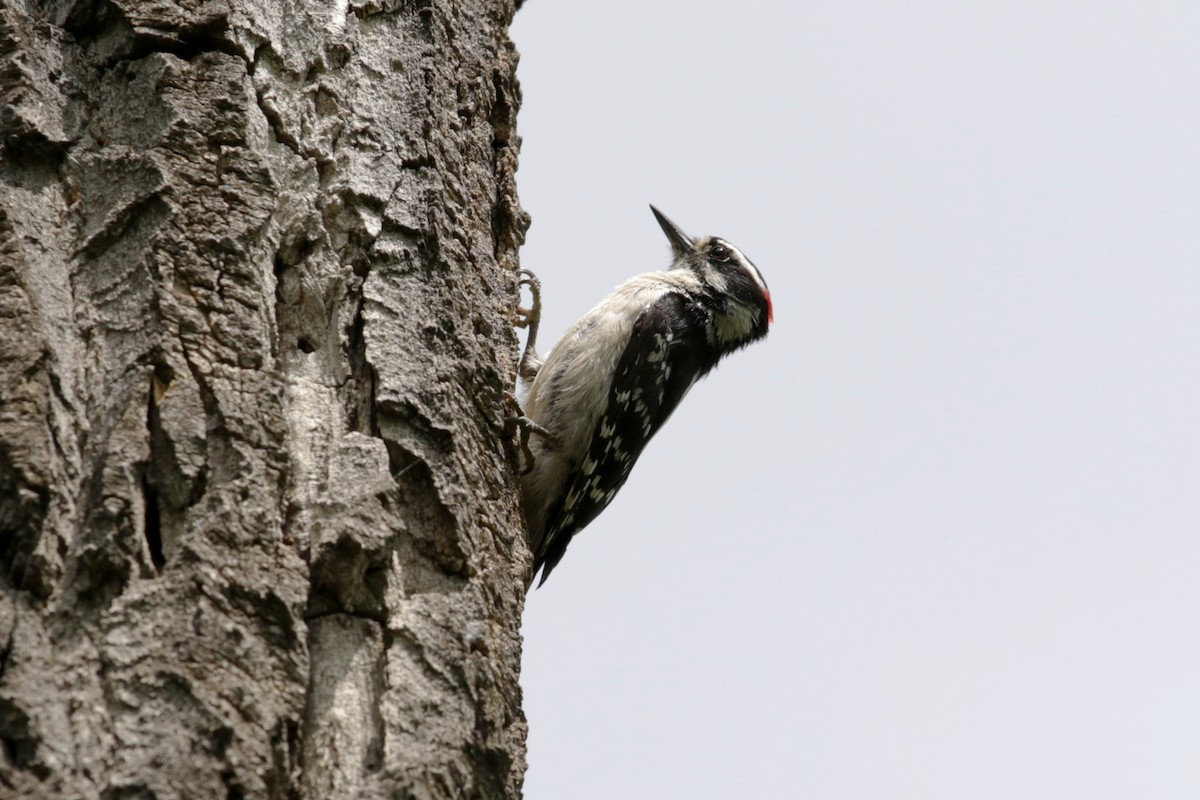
xmin=520 ymin=270 xmax=701 ymax=535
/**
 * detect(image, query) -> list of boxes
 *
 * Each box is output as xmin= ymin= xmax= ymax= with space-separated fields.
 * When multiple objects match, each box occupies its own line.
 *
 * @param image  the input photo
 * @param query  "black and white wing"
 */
xmin=534 ymin=292 xmax=714 ymax=585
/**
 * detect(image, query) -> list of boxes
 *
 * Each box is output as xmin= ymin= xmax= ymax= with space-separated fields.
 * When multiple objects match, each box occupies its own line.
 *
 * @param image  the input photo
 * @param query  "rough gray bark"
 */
xmin=0 ymin=0 xmax=530 ymax=796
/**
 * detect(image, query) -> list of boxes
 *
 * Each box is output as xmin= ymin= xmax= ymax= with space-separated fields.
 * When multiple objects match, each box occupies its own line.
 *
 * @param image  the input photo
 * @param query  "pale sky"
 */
xmin=511 ymin=2 xmax=1200 ymax=798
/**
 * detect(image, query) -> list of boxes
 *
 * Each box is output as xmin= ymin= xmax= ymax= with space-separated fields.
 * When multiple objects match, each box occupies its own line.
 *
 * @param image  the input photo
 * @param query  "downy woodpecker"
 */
xmin=513 ymin=206 xmax=772 ymax=586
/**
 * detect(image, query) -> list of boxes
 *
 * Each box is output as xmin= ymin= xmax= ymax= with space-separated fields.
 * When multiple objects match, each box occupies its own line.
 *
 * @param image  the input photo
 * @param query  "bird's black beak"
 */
xmin=650 ymin=205 xmax=696 ymax=258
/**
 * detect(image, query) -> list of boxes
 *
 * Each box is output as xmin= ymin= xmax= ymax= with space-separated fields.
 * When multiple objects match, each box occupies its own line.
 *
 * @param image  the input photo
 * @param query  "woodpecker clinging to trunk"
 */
xmin=511 ymin=206 xmax=773 ymax=586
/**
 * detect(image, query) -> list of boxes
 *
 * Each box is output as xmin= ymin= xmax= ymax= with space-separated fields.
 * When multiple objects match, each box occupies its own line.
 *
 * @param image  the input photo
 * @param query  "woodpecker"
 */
xmin=512 ymin=206 xmax=772 ymax=587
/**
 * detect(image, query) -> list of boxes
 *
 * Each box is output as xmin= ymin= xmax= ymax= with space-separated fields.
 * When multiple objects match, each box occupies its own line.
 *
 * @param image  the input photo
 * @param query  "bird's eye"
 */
xmin=710 ymin=245 xmax=731 ymax=262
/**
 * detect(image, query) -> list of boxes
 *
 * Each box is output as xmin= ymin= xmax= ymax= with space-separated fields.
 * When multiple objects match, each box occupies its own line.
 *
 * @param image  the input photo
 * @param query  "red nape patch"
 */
xmin=765 ymin=291 xmax=774 ymax=324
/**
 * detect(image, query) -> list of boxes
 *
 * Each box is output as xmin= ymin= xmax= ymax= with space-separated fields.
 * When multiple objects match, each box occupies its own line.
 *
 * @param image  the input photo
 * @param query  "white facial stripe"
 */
xmin=714 ymin=238 xmax=769 ymax=294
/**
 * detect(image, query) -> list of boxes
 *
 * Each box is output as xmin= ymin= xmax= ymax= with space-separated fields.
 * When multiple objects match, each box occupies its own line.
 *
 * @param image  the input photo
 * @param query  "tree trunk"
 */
xmin=0 ymin=0 xmax=530 ymax=796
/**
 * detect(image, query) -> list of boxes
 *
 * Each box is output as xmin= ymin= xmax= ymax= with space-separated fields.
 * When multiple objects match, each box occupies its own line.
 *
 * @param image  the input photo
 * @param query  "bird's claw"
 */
xmin=503 ymin=390 xmax=553 ymax=474
xmin=512 ymin=268 xmax=542 ymax=329
xmin=512 ymin=268 xmax=544 ymax=383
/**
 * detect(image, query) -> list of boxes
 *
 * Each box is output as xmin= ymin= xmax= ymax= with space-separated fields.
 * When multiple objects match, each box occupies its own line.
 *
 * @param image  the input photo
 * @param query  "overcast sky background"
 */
xmin=509 ymin=2 xmax=1200 ymax=797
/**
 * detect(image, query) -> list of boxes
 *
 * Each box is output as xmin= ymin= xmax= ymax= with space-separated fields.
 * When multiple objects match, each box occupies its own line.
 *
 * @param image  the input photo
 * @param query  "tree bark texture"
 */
xmin=0 ymin=0 xmax=530 ymax=797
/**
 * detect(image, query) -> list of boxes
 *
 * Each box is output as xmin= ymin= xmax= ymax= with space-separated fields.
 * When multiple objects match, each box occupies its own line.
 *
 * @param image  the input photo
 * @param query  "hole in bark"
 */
xmin=152 ymin=361 xmax=174 ymax=399
xmin=142 ymin=474 xmax=165 ymax=571
xmin=144 ymin=369 xmax=166 ymax=571
xmin=297 ymin=338 xmax=315 ymax=353
xmin=272 ymin=254 xmax=292 ymax=303
xmin=222 ymin=770 xmax=245 ymax=800
xmin=343 ymin=295 xmax=376 ymax=436
xmin=0 ymin=698 xmax=38 ymax=774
